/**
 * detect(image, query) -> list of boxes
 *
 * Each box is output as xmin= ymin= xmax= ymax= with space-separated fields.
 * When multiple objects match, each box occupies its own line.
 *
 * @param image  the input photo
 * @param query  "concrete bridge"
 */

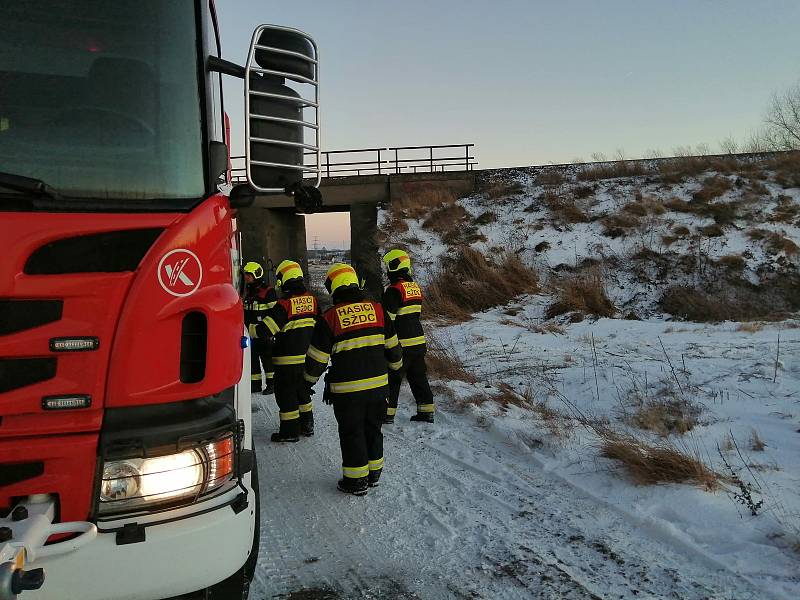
xmin=238 ymin=169 xmax=475 ymax=299
xmin=235 ymin=144 xmax=477 ymax=298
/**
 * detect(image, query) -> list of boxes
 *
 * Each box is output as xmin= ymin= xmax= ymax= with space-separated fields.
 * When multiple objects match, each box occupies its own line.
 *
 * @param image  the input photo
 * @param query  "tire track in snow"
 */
xmin=249 ymin=391 xmax=769 ymax=599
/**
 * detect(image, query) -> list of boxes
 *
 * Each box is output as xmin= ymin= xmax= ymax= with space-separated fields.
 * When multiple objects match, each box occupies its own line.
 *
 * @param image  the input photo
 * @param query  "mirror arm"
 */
xmin=207 ymin=55 xmax=245 ymax=79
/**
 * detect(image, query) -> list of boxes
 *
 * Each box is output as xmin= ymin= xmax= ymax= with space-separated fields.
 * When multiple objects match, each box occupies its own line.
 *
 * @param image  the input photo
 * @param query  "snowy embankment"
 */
xmin=378 ymin=154 xmax=800 ymax=596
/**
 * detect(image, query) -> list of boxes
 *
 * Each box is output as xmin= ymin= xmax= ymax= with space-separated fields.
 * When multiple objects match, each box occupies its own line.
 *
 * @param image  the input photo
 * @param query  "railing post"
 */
xmin=465 ymin=145 xmax=469 ymax=171
xmin=395 ymin=149 xmax=399 ymax=174
xmin=429 ymin=147 xmax=433 ymax=172
xmin=325 ymin=152 xmax=330 ymax=178
xmin=377 ymin=149 xmax=382 ymax=175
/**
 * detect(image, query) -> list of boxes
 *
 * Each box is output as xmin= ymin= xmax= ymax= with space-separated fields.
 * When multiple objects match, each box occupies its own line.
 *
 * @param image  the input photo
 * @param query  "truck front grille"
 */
xmin=0 ymin=358 xmax=57 ymax=393
xmin=0 ymin=299 xmax=63 ymax=336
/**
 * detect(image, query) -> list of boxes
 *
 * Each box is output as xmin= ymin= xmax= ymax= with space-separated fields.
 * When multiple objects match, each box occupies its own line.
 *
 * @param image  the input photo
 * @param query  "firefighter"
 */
xmin=243 ymin=261 xmax=278 ymax=395
xmin=304 ymin=263 xmax=403 ymax=495
xmin=382 ymin=249 xmax=435 ymax=424
xmin=257 ymin=260 xmax=320 ymax=442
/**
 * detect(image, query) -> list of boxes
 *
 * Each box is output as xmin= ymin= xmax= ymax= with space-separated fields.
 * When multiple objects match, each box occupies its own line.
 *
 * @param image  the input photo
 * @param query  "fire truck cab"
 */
xmin=0 ymin=1 xmax=320 ymax=598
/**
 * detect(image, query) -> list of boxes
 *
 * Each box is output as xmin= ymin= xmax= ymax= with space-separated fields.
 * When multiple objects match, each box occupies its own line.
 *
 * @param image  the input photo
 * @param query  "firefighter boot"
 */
xmin=410 ymin=412 xmax=434 ymax=423
xmin=300 ymin=411 xmax=315 ymax=437
xmin=262 ymin=380 xmax=275 ymax=395
xmin=368 ymin=468 xmax=382 ymax=488
xmin=384 ymin=407 xmax=396 ymax=425
xmin=271 ymin=419 xmax=300 ymax=443
xmin=337 ymin=477 xmax=368 ymax=496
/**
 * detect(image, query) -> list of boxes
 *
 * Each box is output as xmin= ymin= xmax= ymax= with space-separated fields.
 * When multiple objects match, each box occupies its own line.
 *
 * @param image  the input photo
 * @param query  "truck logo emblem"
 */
xmin=158 ymin=249 xmax=203 ymax=297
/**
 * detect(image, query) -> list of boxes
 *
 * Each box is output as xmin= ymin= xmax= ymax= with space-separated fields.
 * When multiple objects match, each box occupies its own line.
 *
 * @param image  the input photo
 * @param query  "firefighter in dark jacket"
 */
xmin=257 ymin=260 xmax=320 ymax=442
xmin=243 ymin=261 xmax=278 ymax=395
xmin=382 ymin=249 xmax=435 ymax=424
xmin=304 ymin=263 xmax=403 ymax=495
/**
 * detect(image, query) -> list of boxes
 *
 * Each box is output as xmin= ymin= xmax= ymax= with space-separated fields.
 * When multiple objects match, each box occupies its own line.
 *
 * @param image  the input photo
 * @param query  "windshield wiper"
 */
xmin=0 ymin=172 xmax=63 ymax=201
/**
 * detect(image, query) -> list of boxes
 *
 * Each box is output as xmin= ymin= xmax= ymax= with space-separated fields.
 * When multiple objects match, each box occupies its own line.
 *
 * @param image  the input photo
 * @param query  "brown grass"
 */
xmin=771 ymin=196 xmax=800 ymax=224
xmin=600 ymin=212 xmax=640 ymax=237
xmin=537 ymin=169 xmax=566 ymax=186
xmin=422 ymin=202 xmax=470 ymax=234
xmin=748 ymin=228 xmax=800 ymax=255
xmin=426 ymin=247 xmax=539 ymax=320
xmin=692 ymin=175 xmax=733 ymax=202
xmin=426 ymin=336 xmax=478 ymax=384
xmin=664 ymin=196 xmax=739 ymax=224
xmin=577 ymin=161 xmax=648 ymax=181
xmin=768 ymin=151 xmax=800 ymax=188
xmin=546 ymin=270 xmax=616 ymax=319
xmin=699 ymin=223 xmax=725 ymax=237
xmin=750 ymin=429 xmax=766 ymax=452
xmin=599 ymin=432 xmax=720 ymax=489
xmin=482 ymin=181 xmax=526 ymax=199
xmin=542 ymin=192 xmax=590 ymax=224
xmin=718 ymin=254 xmax=746 ymax=271
xmin=624 ymin=397 xmax=701 ymax=437
xmin=737 ymin=322 xmax=764 ymax=333
xmin=660 ymin=286 xmax=754 ymax=322
xmin=392 ymin=188 xmax=459 ymax=220
xmin=672 ymin=224 xmax=691 ymax=236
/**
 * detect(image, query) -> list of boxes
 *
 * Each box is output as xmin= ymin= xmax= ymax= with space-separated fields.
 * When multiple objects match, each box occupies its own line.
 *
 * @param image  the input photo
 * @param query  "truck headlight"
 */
xmin=98 ymin=435 xmax=235 ymax=516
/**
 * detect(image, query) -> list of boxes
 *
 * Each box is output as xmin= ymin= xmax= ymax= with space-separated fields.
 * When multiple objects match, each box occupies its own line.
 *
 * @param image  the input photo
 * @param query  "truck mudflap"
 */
xmin=15 ymin=479 xmax=256 ymax=600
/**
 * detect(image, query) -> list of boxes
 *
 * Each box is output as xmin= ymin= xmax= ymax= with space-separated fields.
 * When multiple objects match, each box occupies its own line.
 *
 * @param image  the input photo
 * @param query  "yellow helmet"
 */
xmin=243 ymin=261 xmax=264 ymax=280
xmin=275 ymin=259 xmax=303 ymax=287
xmin=325 ymin=263 xmax=359 ymax=294
xmin=383 ymin=249 xmax=411 ymax=273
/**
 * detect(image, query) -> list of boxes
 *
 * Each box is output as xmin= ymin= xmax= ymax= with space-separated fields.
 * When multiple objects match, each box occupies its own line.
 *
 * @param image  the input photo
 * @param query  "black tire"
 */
xmin=207 ymin=451 xmax=261 ymax=600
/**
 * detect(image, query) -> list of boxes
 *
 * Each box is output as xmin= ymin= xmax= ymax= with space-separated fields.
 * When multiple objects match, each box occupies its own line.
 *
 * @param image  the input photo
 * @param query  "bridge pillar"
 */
xmin=238 ymin=207 xmax=308 ymax=284
xmin=349 ymin=203 xmax=383 ymax=301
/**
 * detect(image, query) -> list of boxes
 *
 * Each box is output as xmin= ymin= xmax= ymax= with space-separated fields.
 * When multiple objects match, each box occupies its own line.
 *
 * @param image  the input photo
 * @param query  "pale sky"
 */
xmin=219 ymin=0 xmax=800 ymax=248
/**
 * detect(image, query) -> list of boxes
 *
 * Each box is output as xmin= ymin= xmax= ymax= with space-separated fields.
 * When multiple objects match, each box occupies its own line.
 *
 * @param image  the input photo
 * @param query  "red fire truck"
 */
xmin=0 ymin=1 xmax=320 ymax=598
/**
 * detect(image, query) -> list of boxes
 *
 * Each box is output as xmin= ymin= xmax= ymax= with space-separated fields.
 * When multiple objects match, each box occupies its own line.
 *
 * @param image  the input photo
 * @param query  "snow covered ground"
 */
xmin=249 ymin=384 xmax=789 ymax=599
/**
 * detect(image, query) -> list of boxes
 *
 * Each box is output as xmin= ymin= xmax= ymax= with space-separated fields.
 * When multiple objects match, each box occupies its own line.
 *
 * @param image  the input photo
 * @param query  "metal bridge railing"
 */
xmin=230 ymin=143 xmax=476 ymax=183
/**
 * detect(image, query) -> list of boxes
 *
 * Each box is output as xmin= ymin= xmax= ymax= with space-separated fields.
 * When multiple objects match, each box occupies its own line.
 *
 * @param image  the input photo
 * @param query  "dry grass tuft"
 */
xmin=624 ymin=397 xmax=701 ymax=437
xmin=426 ymin=247 xmax=539 ymax=320
xmin=599 ymin=432 xmax=720 ymax=489
xmin=660 ymin=286 xmax=753 ymax=322
xmin=699 ymin=223 xmax=725 ymax=237
xmin=692 ymin=175 xmax=733 ymax=202
xmin=537 ymin=169 xmax=566 ymax=186
xmin=737 ymin=322 xmax=764 ymax=333
xmin=601 ymin=212 xmax=641 ymax=237
xmin=718 ymin=254 xmax=747 ymax=271
xmin=546 ymin=270 xmax=616 ymax=319
xmin=748 ymin=228 xmax=800 ymax=255
xmin=426 ymin=336 xmax=477 ymax=384
xmin=771 ymin=195 xmax=800 ymax=224
xmin=542 ymin=192 xmax=590 ymax=224
xmin=392 ymin=188 xmax=459 ymax=220
xmin=577 ymin=161 xmax=648 ymax=181
xmin=529 ymin=321 xmax=566 ymax=335
xmin=750 ymin=429 xmax=767 ymax=452
xmin=482 ymin=180 xmax=526 ymax=199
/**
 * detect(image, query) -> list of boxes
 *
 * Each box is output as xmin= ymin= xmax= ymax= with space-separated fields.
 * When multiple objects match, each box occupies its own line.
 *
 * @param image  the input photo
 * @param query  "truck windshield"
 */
xmin=0 ymin=1 xmax=205 ymax=205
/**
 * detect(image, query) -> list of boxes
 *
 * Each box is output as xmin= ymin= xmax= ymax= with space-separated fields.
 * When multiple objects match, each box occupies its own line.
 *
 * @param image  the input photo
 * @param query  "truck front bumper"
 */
xmin=26 ymin=487 xmax=256 ymax=600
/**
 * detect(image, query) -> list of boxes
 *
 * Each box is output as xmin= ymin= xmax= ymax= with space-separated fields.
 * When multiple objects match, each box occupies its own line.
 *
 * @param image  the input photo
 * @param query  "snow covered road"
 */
xmin=248 ymin=389 xmax=771 ymax=599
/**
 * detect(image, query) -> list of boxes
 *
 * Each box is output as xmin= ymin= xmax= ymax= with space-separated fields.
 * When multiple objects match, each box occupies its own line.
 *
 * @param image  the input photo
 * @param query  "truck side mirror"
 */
xmin=244 ymin=25 xmax=320 ymax=195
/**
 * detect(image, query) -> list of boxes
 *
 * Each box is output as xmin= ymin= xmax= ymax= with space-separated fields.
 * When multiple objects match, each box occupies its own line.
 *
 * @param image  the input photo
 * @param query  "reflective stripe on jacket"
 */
xmin=262 ymin=292 xmax=320 ymax=366
xmin=304 ymin=295 xmax=403 ymax=395
xmin=382 ymin=279 xmax=426 ymax=349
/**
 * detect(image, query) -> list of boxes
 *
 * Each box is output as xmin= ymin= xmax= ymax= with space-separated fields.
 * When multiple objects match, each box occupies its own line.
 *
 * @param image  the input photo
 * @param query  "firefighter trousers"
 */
xmin=332 ymin=388 xmax=386 ymax=480
xmin=387 ymin=347 xmax=434 ymax=417
xmin=250 ymin=337 xmax=274 ymax=392
xmin=274 ymin=365 xmax=313 ymax=436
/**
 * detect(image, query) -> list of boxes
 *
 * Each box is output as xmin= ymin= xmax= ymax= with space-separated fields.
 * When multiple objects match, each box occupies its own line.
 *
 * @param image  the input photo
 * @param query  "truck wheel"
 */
xmin=207 ymin=451 xmax=261 ymax=599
